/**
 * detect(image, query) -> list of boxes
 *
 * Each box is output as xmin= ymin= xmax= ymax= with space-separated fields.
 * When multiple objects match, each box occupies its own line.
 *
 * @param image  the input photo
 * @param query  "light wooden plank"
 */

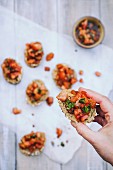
xmin=0 ymin=0 xmax=14 ymax=10
xmin=0 ymin=124 xmax=16 ymax=170
xmin=100 ymin=0 xmax=113 ymax=48
xmin=107 ymin=164 xmax=113 ymax=170
xmin=61 ymin=141 xmax=87 ymax=170
xmin=17 ymin=149 xmax=61 ymax=170
xmin=14 ymin=0 xmax=57 ymax=31
xmin=57 ymin=0 xmax=100 ymax=35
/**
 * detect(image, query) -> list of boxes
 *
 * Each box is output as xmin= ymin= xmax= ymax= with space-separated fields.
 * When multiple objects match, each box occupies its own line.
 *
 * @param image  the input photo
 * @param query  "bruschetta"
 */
xmin=24 ymin=42 xmax=44 ymax=67
xmin=56 ymin=89 xmax=96 ymax=123
xmin=1 ymin=58 xmax=22 ymax=84
xmin=19 ymin=131 xmax=46 ymax=156
xmin=52 ymin=64 xmax=77 ymax=89
xmin=26 ymin=80 xmax=49 ymax=106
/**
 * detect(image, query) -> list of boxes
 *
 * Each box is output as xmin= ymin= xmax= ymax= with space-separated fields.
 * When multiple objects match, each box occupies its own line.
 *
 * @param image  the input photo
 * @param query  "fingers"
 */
xmin=94 ymin=115 xmax=107 ymax=126
xmin=71 ymin=121 xmax=98 ymax=144
xmin=79 ymin=88 xmax=113 ymax=119
xmin=96 ymin=105 xmax=105 ymax=118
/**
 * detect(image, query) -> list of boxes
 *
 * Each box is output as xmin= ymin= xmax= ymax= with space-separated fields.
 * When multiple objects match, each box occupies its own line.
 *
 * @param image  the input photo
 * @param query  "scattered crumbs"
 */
xmin=75 ymin=49 xmax=78 ymax=52
xmin=44 ymin=66 xmax=50 ymax=71
xmin=12 ymin=107 xmax=21 ymax=115
xmin=32 ymin=113 xmax=34 ymax=116
xmin=66 ymin=140 xmax=68 ymax=143
xmin=79 ymin=70 xmax=84 ymax=75
xmin=79 ymin=78 xmax=84 ymax=83
xmin=61 ymin=142 xmax=65 ymax=147
xmin=51 ymin=141 xmax=55 ymax=146
xmin=32 ymin=125 xmax=35 ymax=128
xmin=95 ymin=71 xmax=101 ymax=77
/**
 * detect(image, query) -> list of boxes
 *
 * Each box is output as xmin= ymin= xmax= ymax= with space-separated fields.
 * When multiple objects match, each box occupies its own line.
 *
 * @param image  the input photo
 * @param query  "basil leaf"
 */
xmin=38 ymin=89 xmax=42 ymax=94
xmin=31 ymin=134 xmax=36 ymax=138
xmin=82 ymin=105 xmax=91 ymax=113
xmin=79 ymin=98 xmax=85 ymax=104
xmin=65 ymin=99 xmax=75 ymax=110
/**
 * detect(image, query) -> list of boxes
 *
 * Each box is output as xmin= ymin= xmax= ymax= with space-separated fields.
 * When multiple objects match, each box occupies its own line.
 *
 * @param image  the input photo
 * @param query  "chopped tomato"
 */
xmin=79 ymin=78 xmax=84 ymax=83
xmin=95 ymin=71 xmax=101 ymax=77
xmin=46 ymin=97 xmax=54 ymax=106
xmin=12 ymin=107 xmax=21 ymax=115
xmin=44 ymin=67 xmax=50 ymax=71
xmin=46 ymin=53 xmax=54 ymax=61
xmin=79 ymin=70 xmax=84 ymax=75
xmin=56 ymin=128 xmax=63 ymax=138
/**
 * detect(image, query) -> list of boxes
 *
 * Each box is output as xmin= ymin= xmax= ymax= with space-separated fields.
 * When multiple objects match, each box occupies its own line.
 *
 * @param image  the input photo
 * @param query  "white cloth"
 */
xmin=0 ymin=6 xmax=113 ymax=164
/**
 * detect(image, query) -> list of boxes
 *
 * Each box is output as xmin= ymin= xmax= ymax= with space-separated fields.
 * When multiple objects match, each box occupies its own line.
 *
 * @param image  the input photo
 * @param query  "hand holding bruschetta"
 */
xmin=71 ymin=88 xmax=113 ymax=166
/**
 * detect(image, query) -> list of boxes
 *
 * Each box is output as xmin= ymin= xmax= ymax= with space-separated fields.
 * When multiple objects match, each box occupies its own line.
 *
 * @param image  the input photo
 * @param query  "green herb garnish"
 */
xmin=7 ymin=66 xmax=12 ymax=70
xmin=61 ymin=142 xmax=65 ymax=147
xmin=79 ymin=98 xmax=85 ymax=104
xmin=38 ymin=89 xmax=42 ymax=94
xmin=65 ymin=99 xmax=75 ymax=110
xmin=82 ymin=105 xmax=91 ymax=113
xmin=31 ymin=134 xmax=36 ymax=138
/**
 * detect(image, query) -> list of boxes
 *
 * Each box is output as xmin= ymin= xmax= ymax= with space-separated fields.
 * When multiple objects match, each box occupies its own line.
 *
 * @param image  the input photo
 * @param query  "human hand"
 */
xmin=71 ymin=87 xmax=113 ymax=165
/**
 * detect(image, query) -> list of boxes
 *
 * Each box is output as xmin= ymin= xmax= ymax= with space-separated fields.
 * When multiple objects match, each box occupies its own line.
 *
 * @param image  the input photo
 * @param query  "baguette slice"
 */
xmin=56 ymin=89 xmax=96 ymax=123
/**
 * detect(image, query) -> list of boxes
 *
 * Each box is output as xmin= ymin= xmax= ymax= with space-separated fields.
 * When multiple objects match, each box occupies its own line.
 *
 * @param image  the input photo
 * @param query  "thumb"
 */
xmin=71 ymin=121 xmax=97 ymax=145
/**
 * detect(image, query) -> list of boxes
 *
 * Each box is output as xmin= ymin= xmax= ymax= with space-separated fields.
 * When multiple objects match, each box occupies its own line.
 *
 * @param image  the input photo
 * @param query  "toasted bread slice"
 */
xmin=52 ymin=64 xmax=77 ymax=89
xmin=24 ymin=42 xmax=44 ymax=67
xmin=19 ymin=132 xmax=46 ymax=156
xmin=57 ymin=89 xmax=96 ymax=123
xmin=1 ymin=58 xmax=22 ymax=84
xmin=26 ymin=80 xmax=49 ymax=106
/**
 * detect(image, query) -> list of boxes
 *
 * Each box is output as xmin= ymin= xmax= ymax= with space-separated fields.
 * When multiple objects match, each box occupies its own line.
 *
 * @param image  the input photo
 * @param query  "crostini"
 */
xmin=1 ymin=58 xmax=22 ymax=84
xmin=24 ymin=42 xmax=44 ymax=67
xmin=56 ymin=89 xmax=96 ymax=123
xmin=26 ymin=80 xmax=49 ymax=106
xmin=52 ymin=64 xmax=77 ymax=89
xmin=19 ymin=131 xmax=46 ymax=156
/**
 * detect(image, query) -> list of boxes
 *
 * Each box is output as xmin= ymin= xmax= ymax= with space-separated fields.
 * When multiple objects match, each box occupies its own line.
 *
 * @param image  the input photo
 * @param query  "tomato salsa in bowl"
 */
xmin=73 ymin=16 xmax=105 ymax=48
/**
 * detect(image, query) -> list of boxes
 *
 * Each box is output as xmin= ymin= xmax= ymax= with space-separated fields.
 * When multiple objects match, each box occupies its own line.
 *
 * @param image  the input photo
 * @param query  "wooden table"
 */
xmin=0 ymin=0 xmax=113 ymax=169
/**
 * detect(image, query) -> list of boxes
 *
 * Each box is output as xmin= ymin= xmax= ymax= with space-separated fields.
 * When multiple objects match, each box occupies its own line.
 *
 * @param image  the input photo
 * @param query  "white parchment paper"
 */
xmin=0 ymin=6 xmax=113 ymax=164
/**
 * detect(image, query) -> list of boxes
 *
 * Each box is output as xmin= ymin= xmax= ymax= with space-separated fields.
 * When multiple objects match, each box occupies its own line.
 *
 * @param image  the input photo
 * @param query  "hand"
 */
xmin=71 ymin=87 xmax=113 ymax=165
